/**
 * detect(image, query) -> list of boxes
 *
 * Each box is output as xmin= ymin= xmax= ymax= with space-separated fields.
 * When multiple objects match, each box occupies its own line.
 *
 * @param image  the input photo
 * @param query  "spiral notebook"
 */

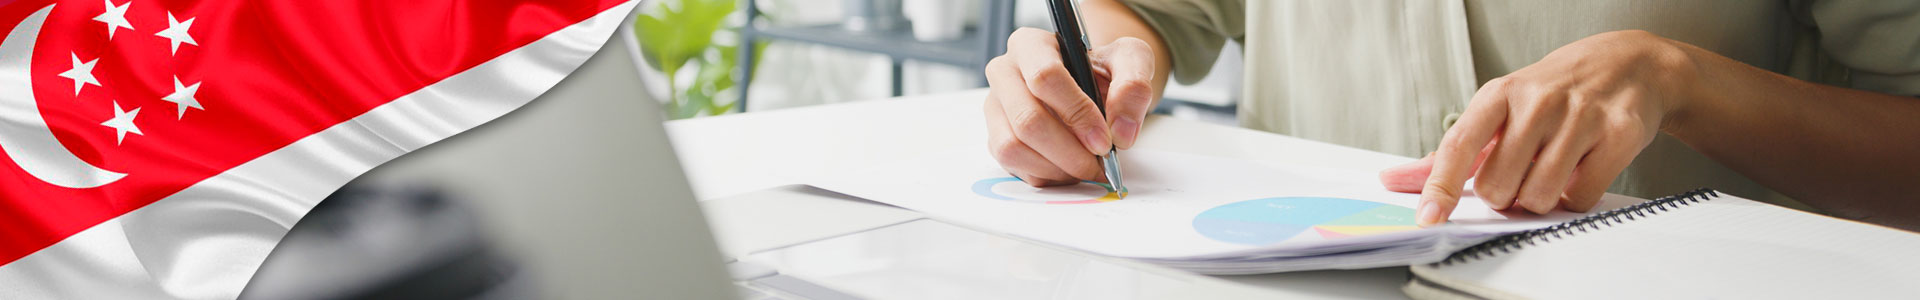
xmin=1405 ymin=189 xmax=1920 ymax=300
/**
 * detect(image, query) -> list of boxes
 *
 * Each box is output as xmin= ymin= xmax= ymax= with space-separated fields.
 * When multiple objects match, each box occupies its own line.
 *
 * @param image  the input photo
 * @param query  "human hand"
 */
xmin=1380 ymin=30 xmax=1702 ymax=226
xmin=984 ymin=27 xmax=1157 ymax=186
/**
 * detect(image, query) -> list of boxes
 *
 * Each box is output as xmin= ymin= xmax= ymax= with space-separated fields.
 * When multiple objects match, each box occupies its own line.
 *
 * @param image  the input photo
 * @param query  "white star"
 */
xmin=92 ymin=0 xmax=135 ymax=40
xmin=100 ymin=101 xmax=143 ymax=145
xmin=56 ymin=52 xmax=101 ymax=96
xmin=154 ymin=12 xmax=196 ymax=55
xmin=161 ymin=77 xmax=203 ymax=119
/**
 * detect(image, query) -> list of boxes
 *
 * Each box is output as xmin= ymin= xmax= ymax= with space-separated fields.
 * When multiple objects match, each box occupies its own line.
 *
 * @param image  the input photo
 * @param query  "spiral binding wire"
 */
xmin=1432 ymin=188 xmax=1721 ymax=267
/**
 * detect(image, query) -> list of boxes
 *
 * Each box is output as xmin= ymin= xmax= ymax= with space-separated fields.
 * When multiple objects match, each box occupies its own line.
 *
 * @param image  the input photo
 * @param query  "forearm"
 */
xmin=1081 ymin=0 xmax=1174 ymax=102
xmin=1667 ymin=42 xmax=1920 ymax=226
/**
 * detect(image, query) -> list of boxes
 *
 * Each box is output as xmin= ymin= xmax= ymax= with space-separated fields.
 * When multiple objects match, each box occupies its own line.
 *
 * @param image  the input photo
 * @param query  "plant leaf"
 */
xmin=634 ymin=0 xmax=736 ymax=78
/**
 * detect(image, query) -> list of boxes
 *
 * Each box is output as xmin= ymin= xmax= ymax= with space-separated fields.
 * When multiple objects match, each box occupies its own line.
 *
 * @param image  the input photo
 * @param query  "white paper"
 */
xmin=810 ymin=147 xmax=1640 ymax=263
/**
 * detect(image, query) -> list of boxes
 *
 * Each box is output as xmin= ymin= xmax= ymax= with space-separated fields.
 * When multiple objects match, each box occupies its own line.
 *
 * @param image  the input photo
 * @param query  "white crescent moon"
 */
xmin=0 ymin=5 xmax=127 ymax=189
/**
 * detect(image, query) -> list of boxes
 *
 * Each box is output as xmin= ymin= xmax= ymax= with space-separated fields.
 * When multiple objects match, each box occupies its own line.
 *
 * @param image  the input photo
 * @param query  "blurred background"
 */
xmin=633 ymin=0 xmax=1242 ymax=124
xmin=245 ymin=1 xmax=1248 ymax=299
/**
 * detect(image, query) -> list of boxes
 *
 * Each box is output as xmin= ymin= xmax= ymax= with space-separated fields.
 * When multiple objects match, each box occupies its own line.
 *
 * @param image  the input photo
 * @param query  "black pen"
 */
xmin=1044 ymin=0 xmax=1126 ymax=197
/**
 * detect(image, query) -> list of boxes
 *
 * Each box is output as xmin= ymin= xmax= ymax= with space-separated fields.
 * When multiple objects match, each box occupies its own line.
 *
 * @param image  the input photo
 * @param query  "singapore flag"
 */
xmin=0 ymin=0 xmax=638 ymax=298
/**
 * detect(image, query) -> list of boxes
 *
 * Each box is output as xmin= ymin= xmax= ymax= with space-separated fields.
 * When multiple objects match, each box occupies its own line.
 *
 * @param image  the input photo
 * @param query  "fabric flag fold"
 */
xmin=0 ymin=0 xmax=640 ymax=298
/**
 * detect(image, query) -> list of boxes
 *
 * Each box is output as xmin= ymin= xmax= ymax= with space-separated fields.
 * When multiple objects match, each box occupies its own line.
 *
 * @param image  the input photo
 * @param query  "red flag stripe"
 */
xmin=0 ymin=0 xmax=628 ymax=266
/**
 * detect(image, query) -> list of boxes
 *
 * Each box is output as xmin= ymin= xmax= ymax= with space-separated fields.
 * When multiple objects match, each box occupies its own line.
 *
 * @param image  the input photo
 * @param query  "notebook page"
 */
xmin=1427 ymin=194 xmax=1920 ymax=299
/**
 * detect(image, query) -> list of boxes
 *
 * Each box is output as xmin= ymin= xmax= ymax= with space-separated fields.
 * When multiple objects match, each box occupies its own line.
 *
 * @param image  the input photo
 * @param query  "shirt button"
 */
xmin=1442 ymin=113 xmax=1462 ymax=130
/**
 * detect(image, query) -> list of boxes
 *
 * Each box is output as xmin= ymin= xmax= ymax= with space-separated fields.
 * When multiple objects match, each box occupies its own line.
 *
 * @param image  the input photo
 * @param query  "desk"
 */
xmin=668 ymin=90 xmax=1418 ymax=299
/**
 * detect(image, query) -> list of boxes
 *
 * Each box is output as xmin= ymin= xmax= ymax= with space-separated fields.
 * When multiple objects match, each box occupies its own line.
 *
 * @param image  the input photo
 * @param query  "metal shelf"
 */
xmin=752 ymin=24 xmax=987 ymax=67
xmin=737 ymin=0 xmax=1016 ymax=112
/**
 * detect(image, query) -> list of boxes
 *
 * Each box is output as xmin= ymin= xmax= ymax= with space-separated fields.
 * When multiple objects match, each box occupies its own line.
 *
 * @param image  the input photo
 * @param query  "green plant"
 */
xmin=635 ymin=0 xmax=766 ymax=119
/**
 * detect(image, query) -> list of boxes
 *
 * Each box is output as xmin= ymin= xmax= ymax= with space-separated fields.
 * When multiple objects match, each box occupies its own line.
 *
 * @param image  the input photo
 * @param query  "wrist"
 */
xmin=1648 ymin=38 xmax=1717 ymax=136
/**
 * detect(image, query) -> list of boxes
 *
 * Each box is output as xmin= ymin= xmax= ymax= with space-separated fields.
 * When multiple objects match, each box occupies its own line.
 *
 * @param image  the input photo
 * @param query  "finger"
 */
xmin=1418 ymin=79 xmax=1513 ymax=227
xmin=1380 ymin=155 xmax=1436 ymax=193
xmin=1008 ymin=27 xmax=1111 ymax=155
xmin=987 ymin=56 xmax=1106 ymax=181
xmin=1380 ymin=140 xmax=1495 ymax=193
xmin=1560 ymin=129 xmax=1641 ymax=212
xmin=1473 ymin=89 xmax=1567 ymax=211
xmin=984 ymin=93 xmax=1078 ymax=186
xmin=1515 ymin=116 xmax=1601 ymax=214
xmin=1091 ymin=37 xmax=1157 ymax=149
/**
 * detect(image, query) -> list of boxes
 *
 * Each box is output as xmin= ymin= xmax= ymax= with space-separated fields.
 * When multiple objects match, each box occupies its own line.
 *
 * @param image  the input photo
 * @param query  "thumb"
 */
xmin=1091 ymin=37 xmax=1157 ymax=149
xmin=1379 ymin=139 xmax=1497 ymax=193
xmin=1379 ymin=155 xmax=1436 ymax=193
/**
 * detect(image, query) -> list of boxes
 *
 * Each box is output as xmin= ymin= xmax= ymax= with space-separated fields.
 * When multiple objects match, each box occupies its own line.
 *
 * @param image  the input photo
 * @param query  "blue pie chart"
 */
xmin=1192 ymin=197 xmax=1420 ymax=245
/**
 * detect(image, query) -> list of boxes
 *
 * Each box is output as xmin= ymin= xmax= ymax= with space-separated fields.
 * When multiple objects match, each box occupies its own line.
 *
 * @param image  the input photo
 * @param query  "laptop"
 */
xmin=241 ymin=16 xmax=739 ymax=298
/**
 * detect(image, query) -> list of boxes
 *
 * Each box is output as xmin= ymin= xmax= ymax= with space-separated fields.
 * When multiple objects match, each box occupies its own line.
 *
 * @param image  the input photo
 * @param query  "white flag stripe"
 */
xmin=0 ymin=1 xmax=638 ymax=299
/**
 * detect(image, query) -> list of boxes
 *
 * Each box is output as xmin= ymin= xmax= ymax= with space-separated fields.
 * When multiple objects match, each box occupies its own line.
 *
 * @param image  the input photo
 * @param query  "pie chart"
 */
xmin=1192 ymin=197 xmax=1420 ymax=245
xmin=971 ymin=177 xmax=1123 ymax=205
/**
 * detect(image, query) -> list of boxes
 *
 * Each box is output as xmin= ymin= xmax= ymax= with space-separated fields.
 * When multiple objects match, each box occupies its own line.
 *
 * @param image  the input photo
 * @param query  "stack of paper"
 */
xmin=809 ymin=147 xmax=1643 ymax=274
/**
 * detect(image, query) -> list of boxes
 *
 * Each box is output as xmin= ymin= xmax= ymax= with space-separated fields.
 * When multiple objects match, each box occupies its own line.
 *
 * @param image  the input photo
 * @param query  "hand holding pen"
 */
xmin=980 ymin=0 xmax=1163 ymax=192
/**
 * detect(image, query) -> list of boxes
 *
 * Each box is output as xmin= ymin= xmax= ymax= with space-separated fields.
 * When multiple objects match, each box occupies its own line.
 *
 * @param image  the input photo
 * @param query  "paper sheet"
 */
xmin=811 ymin=147 xmax=1633 ymax=260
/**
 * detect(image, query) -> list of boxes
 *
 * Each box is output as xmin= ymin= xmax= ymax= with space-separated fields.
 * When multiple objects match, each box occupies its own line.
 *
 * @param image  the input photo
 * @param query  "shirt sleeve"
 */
xmin=1800 ymin=0 xmax=1920 ymax=96
xmin=1116 ymin=0 xmax=1245 ymax=85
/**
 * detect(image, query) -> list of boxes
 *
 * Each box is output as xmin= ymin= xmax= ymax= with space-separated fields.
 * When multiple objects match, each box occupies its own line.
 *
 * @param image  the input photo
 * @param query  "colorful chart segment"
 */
xmin=971 ymin=177 xmax=1124 ymax=204
xmin=1192 ymin=197 xmax=1420 ymax=245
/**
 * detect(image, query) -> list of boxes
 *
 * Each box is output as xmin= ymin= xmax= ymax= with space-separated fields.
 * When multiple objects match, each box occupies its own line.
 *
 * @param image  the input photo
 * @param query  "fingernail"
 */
xmin=1417 ymin=200 xmax=1443 ymax=227
xmin=1113 ymin=117 xmax=1140 ymax=149
xmin=1081 ymin=127 xmax=1110 ymax=154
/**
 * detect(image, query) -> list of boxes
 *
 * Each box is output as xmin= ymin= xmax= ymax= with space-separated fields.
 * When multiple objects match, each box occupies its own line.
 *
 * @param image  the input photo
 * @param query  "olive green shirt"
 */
xmin=1119 ymin=0 xmax=1920 ymax=206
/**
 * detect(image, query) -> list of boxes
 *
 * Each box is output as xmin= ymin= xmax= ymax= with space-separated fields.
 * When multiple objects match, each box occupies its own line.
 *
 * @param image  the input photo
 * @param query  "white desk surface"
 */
xmin=667 ymin=90 xmax=1420 ymax=299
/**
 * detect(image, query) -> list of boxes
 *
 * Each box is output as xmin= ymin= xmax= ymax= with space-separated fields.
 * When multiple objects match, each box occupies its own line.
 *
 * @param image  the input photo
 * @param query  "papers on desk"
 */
xmin=809 ymin=147 xmax=1643 ymax=274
